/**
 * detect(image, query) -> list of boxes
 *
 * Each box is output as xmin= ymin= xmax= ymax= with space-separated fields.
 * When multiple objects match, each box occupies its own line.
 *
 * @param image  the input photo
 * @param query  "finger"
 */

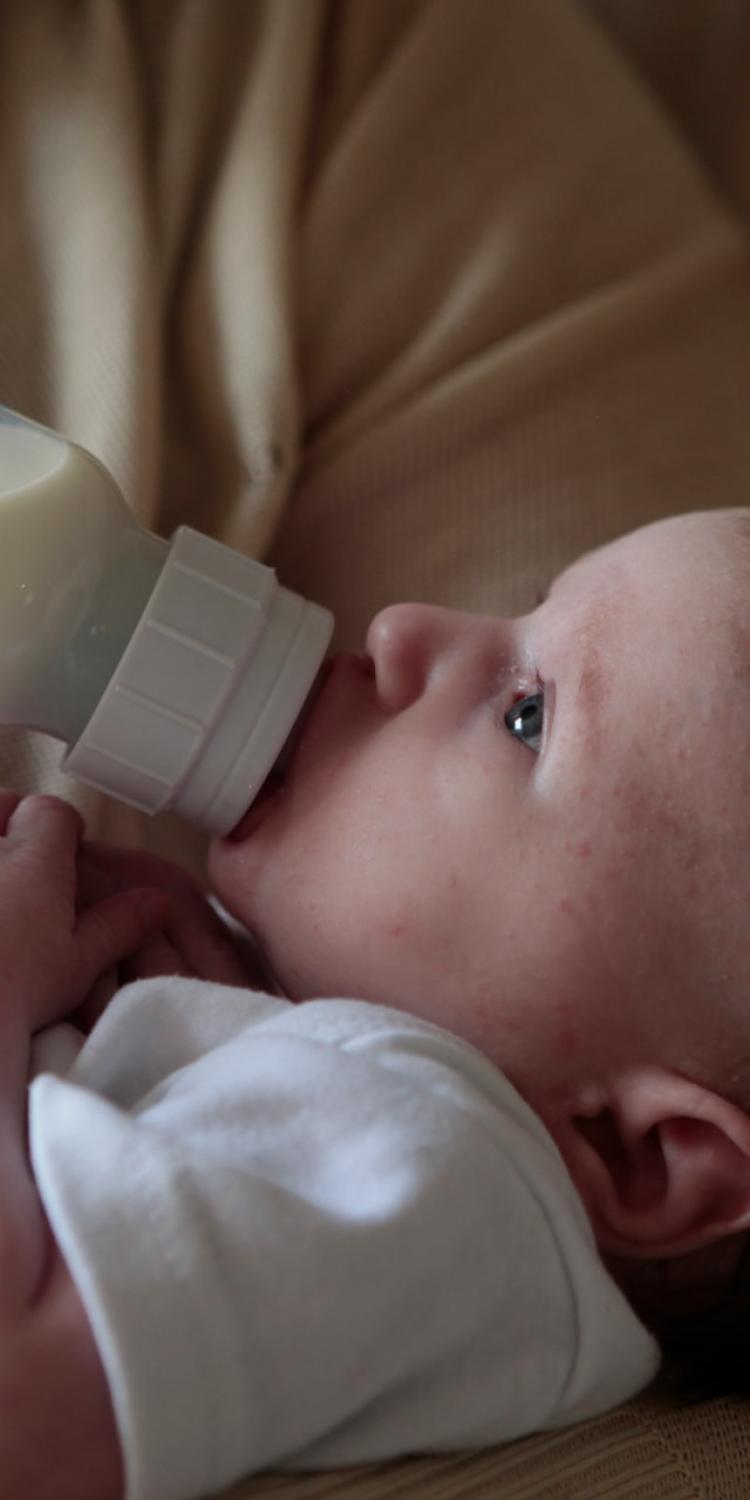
xmin=76 ymin=847 xmax=123 ymax=909
xmin=81 ymin=846 xmax=246 ymax=984
xmin=78 ymin=845 xmax=180 ymax=909
xmin=82 ymin=841 xmax=205 ymax=898
xmin=73 ymin=888 xmax=171 ymax=997
xmin=165 ymin=899 xmax=250 ymax=986
xmin=70 ymin=966 xmax=120 ymax=1033
xmin=8 ymin=797 xmax=85 ymax=912
xmin=8 ymin=794 xmax=84 ymax=856
xmin=120 ymin=937 xmax=192 ymax=984
xmin=83 ymin=840 xmax=247 ymax=984
xmin=0 ymin=789 xmax=21 ymax=836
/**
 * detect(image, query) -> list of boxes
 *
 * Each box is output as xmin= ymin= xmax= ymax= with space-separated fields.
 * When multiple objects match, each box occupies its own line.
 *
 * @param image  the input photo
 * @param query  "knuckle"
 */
xmin=28 ymin=794 xmax=70 ymax=813
xmin=26 ymin=795 xmax=84 ymax=828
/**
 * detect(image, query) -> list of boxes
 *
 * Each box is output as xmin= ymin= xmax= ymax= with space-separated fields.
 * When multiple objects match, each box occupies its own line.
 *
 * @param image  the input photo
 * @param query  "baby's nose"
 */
xmin=365 ymin=604 xmax=461 ymax=713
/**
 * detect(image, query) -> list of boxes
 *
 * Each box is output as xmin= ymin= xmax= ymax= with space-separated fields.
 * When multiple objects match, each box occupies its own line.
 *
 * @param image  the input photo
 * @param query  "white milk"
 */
xmin=0 ymin=407 xmax=334 ymax=833
xmin=0 ymin=409 xmax=166 ymax=741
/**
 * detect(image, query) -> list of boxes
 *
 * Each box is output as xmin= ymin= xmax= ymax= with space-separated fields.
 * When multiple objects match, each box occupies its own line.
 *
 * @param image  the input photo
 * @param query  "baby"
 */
xmin=2 ymin=508 xmax=749 ymax=1500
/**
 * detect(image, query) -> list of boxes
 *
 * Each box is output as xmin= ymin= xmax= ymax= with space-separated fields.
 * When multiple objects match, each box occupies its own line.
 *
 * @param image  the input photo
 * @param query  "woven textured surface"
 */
xmin=221 ymin=1391 xmax=750 ymax=1500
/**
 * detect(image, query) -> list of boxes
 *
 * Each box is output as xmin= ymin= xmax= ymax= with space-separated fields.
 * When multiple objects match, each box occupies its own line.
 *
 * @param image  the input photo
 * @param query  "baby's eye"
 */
xmin=504 ymin=691 xmax=544 ymax=754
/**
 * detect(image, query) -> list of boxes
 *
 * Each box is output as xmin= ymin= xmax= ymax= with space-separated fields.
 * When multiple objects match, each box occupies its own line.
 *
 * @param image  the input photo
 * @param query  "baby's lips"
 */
xmin=223 ymin=654 xmax=341 ymax=842
xmin=224 ymin=767 xmax=286 ymax=842
xmin=223 ymin=651 xmax=375 ymax=844
xmin=275 ymin=653 xmax=340 ymax=775
xmin=273 ymin=650 xmax=372 ymax=781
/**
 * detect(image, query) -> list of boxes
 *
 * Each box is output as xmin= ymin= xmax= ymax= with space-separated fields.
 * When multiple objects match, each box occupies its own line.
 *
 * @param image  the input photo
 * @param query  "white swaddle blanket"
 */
xmin=29 ymin=981 xmax=657 ymax=1500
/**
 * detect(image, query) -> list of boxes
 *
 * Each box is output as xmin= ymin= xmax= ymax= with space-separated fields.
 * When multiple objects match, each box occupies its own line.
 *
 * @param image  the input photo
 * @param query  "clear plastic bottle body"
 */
xmin=0 ymin=408 xmax=167 ymax=741
xmin=0 ymin=407 xmax=334 ymax=833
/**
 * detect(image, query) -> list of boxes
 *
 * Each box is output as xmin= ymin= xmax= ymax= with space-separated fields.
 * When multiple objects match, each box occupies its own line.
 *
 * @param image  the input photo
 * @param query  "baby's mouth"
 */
xmin=225 ymin=656 xmax=336 ymax=841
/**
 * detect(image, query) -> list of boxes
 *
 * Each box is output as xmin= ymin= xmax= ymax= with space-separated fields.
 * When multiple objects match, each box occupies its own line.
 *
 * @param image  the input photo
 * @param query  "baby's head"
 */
xmin=209 ymin=508 xmax=750 ymax=1362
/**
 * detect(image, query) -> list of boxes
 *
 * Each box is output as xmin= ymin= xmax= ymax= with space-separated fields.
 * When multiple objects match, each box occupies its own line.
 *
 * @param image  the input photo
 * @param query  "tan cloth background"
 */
xmin=221 ymin=1389 xmax=750 ymax=1500
xmin=1 ymin=1 xmax=750 ymax=1495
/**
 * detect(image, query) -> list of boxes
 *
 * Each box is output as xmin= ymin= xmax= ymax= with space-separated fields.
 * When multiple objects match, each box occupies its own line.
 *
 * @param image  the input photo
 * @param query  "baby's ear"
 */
xmin=555 ymin=1066 xmax=750 ymax=1261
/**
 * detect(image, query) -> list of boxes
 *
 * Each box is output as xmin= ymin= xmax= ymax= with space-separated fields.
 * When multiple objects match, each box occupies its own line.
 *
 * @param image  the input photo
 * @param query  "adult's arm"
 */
xmin=0 ymin=1222 xmax=124 ymax=1500
xmin=0 ymin=793 xmax=169 ymax=1499
xmin=0 ymin=982 xmax=122 ymax=1498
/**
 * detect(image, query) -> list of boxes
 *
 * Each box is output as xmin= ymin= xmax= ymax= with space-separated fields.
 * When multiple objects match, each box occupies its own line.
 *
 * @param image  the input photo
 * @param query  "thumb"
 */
xmin=74 ymin=888 xmax=171 ymax=988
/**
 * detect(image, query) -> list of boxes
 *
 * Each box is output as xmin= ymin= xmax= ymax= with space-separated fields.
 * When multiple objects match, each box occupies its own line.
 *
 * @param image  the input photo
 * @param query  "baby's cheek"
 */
xmin=545 ymin=994 xmax=588 ymax=1061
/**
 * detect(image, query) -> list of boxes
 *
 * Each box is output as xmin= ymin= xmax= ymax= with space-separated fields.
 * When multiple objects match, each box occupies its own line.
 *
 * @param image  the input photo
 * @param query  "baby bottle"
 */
xmin=0 ymin=406 xmax=333 ymax=835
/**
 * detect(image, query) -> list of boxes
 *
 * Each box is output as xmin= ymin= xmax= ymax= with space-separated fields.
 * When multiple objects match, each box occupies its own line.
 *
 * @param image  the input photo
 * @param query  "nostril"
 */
xmin=365 ymin=603 xmax=446 ymax=713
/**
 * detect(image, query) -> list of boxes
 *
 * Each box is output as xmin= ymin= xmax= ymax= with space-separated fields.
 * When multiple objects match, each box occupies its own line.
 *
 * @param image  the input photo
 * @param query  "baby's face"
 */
xmin=209 ymin=511 xmax=749 ymax=1123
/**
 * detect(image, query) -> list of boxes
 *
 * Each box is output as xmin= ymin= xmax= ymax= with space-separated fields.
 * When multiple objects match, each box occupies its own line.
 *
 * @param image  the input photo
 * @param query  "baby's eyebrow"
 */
xmin=572 ymin=602 xmax=609 ymax=749
xmin=575 ymin=647 xmax=606 ymax=735
xmin=538 ymin=567 xmax=568 ymax=607
xmin=548 ymin=550 xmax=598 ymax=603
xmin=535 ymin=570 xmax=564 ymax=607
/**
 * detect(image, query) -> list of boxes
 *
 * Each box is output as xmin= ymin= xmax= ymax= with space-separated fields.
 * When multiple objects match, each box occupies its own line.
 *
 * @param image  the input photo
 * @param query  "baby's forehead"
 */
xmin=552 ymin=513 xmax=750 ymax=754
xmin=562 ymin=511 xmax=748 ymax=622
xmin=641 ymin=512 xmax=750 ymax=669
xmin=623 ymin=508 xmax=748 ymax=579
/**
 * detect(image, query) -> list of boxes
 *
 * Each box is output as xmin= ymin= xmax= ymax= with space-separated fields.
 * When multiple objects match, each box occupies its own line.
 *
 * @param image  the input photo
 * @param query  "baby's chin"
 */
xmin=206 ymin=840 xmax=288 ymax=995
xmin=206 ymin=834 xmax=249 ymax=922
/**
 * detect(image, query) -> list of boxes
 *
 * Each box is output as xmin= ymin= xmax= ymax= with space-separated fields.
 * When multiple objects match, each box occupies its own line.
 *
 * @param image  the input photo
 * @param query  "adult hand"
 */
xmin=75 ymin=841 xmax=253 ymax=1029
xmin=0 ymin=792 xmax=169 ymax=1034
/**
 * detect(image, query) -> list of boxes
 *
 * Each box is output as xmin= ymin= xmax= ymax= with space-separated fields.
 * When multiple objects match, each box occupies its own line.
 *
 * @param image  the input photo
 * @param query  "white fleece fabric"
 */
xmin=28 ymin=979 xmax=658 ymax=1500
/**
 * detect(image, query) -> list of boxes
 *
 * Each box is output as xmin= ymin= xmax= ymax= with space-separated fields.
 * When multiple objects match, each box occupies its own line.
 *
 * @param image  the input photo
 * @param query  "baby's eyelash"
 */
xmin=509 ymin=671 xmax=544 ymax=704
